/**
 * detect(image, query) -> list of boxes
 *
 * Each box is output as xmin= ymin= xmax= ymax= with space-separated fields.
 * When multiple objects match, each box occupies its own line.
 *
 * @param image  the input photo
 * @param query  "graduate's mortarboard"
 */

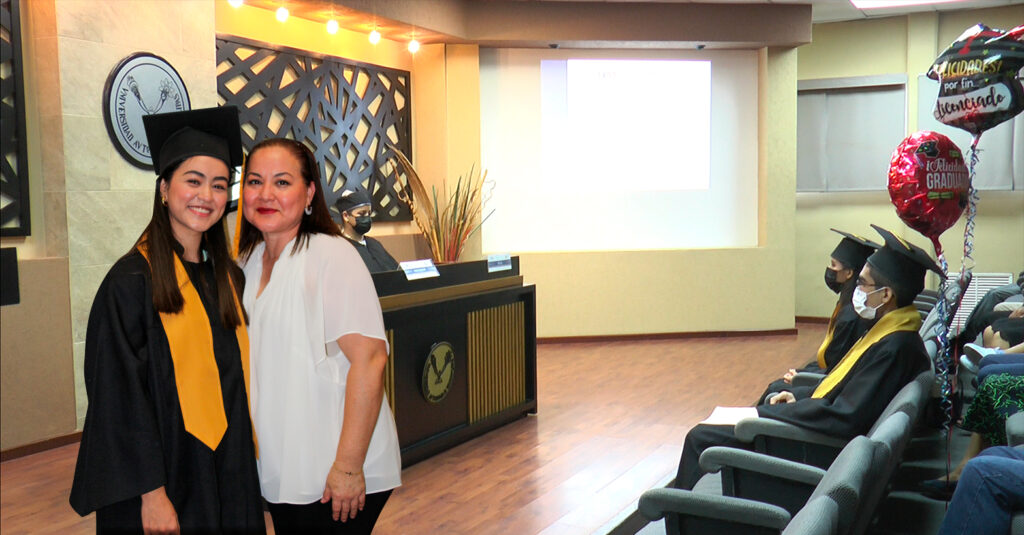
xmin=336 ymin=187 xmax=372 ymax=213
xmin=142 ymin=106 xmax=243 ymax=177
xmin=829 ymin=228 xmax=880 ymax=270
xmin=866 ymin=224 xmax=944 ymax=298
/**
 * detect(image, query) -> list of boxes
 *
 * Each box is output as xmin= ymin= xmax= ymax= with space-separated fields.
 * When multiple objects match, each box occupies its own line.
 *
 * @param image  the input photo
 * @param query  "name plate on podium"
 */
xmin=487 ymin=253 xmax=512 ymax=273
xmin=399 ymin=259 xmax=440 ymax=281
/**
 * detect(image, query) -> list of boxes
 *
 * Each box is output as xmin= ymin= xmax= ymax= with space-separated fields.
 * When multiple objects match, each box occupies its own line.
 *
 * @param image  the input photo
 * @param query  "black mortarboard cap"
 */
xmin=866 ymin=224 xmax=945 ymax=298
xmin=829 ymin=228 xmax=880 ymax=271
xmin=142 ymin=106 xmax=243 ymax=177
xmin=336 ymin=187 xmax=372 ymax=213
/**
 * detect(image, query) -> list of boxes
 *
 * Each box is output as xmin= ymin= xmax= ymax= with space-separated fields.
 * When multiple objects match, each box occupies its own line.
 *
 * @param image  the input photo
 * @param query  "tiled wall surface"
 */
xmin=52 ymin=0 xmax=219 ymax=426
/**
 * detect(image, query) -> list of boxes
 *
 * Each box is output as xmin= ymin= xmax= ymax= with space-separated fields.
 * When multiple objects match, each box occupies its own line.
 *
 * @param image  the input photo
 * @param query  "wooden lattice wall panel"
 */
xmin=216 ymin=36 xmax=412 ymax=221
xmin=1 ymin=0 xmax=30 ymax=236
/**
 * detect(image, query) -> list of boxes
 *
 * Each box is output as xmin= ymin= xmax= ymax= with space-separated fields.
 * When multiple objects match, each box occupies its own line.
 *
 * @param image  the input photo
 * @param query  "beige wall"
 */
xmin=0 ymin=0 xmax=76 ymax=449
xmin=520 ymin=47 xmax=798 ymax=337
xmin=1 ymin=0 xmax=66 ymax=261
xmin=1 ymin=258 xmax=76 ymax=450
xmin=795 ymin=6 xmax=1024 ymax=318
xmin=51 ymin=0 xmax=223 ymax=428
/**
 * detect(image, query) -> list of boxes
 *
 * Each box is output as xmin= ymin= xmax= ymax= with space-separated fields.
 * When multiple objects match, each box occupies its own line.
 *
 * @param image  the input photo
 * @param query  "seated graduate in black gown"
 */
xmin=756 ymin=229 xmax=877 ymax=403
xmin=70 ymin=107 xmax=264 ymax=533
xmin=336 ymin=187 xmax=400 ymax=272
xmin=674 ymin=224 xmax=937 ymax=490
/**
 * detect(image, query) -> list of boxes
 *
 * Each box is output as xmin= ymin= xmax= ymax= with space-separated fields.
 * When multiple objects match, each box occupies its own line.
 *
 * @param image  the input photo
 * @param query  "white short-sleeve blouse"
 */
xmin=241 ymin=233 xmax=401 ymax=504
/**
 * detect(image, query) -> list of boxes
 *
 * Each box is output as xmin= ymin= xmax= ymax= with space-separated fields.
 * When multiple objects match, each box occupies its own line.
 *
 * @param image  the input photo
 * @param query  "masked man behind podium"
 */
xmin=337 ymin=188 xmax=400 ymax=273
xmin=674 ymin=224 xmax=937 ymax=490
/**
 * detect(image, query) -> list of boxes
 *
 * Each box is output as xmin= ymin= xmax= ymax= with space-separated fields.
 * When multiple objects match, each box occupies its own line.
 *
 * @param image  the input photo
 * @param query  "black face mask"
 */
xmin=824 ymin=268 xmax=843 ymax=294
xmin=353 ymin=215 xmax=372 ymax=235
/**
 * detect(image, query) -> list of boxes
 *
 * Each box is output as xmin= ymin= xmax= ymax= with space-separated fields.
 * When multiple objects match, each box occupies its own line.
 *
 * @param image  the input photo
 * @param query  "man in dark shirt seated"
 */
xmin=336 ymin=187 xmax=400 ymax=273
xmin=673 ymin=224 xmax=937 ymax=490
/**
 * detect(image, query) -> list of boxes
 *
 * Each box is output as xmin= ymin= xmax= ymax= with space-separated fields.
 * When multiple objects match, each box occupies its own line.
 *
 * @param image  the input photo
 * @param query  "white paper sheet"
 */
xmin=699 ymin=406 xmax=759 ymax=426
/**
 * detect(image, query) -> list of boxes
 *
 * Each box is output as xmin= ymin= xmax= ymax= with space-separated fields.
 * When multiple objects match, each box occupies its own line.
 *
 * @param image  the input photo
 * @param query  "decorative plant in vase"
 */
xmin=388 ymin=147 xmax=493 ymax=264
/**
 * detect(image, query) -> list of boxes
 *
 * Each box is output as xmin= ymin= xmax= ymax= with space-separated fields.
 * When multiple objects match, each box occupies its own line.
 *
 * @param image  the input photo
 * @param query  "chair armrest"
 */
xmin=1007 ymin=412 xmax=1024 ymax=447
xmin=735 ymin=418 xmax=849 ymax=449
xmin=638 ymin=488 xmax=791 ymax=530
xmin=791 ymin=373 xmax=825 ymax=387
xmin=699 ymin=446 xmax=827 ymax=487
xmin=699 ymin=446 xmax=827 ymax=516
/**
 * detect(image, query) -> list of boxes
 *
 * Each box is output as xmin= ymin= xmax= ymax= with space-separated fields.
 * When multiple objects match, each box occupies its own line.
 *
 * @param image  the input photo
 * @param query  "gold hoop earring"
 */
xmin=161 ymin=196 xmax=168 ymax=206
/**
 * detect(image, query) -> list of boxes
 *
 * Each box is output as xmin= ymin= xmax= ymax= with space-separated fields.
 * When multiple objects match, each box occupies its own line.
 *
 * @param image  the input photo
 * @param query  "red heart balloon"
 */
xmin=888 ymin=131 xmax=969 ymax=250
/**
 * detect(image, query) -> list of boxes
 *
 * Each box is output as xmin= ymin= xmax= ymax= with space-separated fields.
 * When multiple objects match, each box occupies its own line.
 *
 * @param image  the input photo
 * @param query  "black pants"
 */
xmin=267 ymin=490 xmax=392 ymax=535
xmin=992 ymin=317 xmax=1024 ymax=347
xmin=673 ymin=424 xmax=751 ymax=490
xmin=954 ymin=283 xmax=1019 ymax=349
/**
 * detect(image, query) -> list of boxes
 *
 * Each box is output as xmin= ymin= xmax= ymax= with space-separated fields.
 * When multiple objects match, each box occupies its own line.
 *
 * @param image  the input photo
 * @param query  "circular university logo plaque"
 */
xmin=102 ymin=53 xmax=190 ymax=169
xmin=422 ymin=342 xmax=455 ymax=404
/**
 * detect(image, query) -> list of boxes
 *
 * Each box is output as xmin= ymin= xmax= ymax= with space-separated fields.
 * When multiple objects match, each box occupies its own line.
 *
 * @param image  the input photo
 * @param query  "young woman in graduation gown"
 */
xmin=70 ymin=107 xmax=265 ymax=534
xmin=237 ymin=139 xmax=401 ymax=534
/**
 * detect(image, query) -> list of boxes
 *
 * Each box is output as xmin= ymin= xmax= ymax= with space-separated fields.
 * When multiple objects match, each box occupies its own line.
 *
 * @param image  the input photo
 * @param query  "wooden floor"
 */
xmin=0 ymin=323 xmax=824 ymax=535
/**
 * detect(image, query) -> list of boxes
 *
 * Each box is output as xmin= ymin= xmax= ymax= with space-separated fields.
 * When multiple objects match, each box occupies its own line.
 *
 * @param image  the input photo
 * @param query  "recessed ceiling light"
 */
xmin=408 ymin=39 xmax=420 ymax=53
xmin=276 ymin=6 xmax=289 ymax=22
xmin=851 ymin=0 xmax=963 ymax=9
xmin=369 ymin=29 xmax=382 ymax=44
xmin=327 ymin=19 xmax=339 ymax=34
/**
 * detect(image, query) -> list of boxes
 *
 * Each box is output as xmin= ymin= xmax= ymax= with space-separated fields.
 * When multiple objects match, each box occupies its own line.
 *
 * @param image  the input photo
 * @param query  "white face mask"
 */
xmin=852 ymin=286 xmax=886 ymax=320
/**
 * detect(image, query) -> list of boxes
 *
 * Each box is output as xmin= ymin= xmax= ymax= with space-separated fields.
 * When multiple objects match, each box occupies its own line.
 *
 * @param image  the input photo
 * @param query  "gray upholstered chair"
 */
xmin=1007 ymin=412 xmax=1024 ymax=447
xmin=691 ymin=412 xmax=910 ymax=535
xmin=849 ymin=412 xmax=912 ymax=535
xmin=734 ymin=371 xmax=929 ymax=470
xmin=639 ymin=435 xmax=875 ymax=535
xmin=782 ymin=497 xmax=839 ymax=535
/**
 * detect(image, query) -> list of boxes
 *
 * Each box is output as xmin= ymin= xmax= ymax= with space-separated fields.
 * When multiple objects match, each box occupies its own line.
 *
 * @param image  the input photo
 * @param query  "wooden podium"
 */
xmin=371 ymin=258 xmax=537 ymax=467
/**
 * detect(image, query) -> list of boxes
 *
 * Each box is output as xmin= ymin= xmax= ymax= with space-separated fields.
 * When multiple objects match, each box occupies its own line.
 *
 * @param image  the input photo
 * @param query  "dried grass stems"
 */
xmin=389 ymin=147 xmax=493 ymax=264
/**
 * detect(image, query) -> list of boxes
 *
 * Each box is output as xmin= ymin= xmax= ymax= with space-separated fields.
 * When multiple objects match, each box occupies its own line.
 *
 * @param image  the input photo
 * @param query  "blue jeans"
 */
xmin=937 ymin=446 xmax=1024 ymax=535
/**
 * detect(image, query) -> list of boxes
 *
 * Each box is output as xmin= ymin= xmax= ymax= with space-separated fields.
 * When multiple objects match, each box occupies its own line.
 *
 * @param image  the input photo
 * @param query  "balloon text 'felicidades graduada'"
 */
xmin=70 ymin=106 xmax=265 ymax=533
xmin=675 ymin=224 xmax=940 ymax=491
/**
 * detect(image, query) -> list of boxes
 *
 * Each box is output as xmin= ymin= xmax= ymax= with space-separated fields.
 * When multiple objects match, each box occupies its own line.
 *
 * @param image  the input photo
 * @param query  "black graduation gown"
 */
xmin=346 ymin=236 xmax=399 ymax=273
xmin=758 ymin=301 xmax=868 ymax=403
xmin=757 ymin=330 xmax=930 ymax=437
xmin=70 ymin=251 xmax=265 ymax=534
xmin=812 ymin=301 xmax=869 ymax=372
xmin=676 ymin=329 xmax=929 ymax=490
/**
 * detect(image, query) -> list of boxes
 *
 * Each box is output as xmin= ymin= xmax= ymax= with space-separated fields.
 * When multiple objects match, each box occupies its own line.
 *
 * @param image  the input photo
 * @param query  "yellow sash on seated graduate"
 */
xmin=812 ymin=305 xmax=921 ymax=399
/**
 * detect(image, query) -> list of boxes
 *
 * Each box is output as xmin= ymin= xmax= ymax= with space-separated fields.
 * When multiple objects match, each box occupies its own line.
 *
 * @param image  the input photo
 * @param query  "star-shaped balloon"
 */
xmin=926 ymin=24 xmax=1024 ymax=140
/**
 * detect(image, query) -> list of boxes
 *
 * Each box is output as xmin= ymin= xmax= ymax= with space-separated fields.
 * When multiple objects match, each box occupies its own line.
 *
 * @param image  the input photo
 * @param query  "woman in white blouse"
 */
xmin=236 ymin=138 xmax=400 ymax=534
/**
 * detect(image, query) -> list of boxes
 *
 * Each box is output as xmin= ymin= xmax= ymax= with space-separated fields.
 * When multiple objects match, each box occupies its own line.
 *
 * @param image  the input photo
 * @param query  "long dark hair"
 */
xmin=839 ymin=272 xmax=857 ymax=309
xmin=236 ymin=138 xmax=341 ymax=262
xmin=133 ymin=159 xmax=246 ymax=329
